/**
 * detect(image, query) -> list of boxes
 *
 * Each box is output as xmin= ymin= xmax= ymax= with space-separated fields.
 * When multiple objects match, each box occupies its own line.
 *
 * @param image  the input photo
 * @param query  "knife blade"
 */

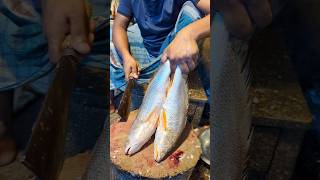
xmin=117 ymin=79 xmax=135 ymax=121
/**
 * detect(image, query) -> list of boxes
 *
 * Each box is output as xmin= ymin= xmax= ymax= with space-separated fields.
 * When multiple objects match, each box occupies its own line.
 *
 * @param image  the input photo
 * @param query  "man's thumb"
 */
xmin=161 ymin=52 xmax=168 ymax=63
xmin=70 ymin=9 xmax=91 ymax=54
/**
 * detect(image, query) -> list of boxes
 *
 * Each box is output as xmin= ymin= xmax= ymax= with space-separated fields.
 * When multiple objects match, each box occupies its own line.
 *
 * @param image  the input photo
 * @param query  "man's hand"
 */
xmin=42 ymin=0 xmax=95 ymax=63
xmin=123 ymin=55 xmax=140 ymax=81
xmin=214 ymin=0 xmax=272 ymax=39
xmin=161 ymin=29 xmax=199 ymax=74
xmin=112 ymin=13 xmax=138 ymax=81
xmin=161 ymin=0 xmax=210 ymax=74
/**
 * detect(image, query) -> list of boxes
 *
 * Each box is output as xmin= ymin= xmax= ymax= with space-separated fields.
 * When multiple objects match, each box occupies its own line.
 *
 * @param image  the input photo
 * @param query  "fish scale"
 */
xmin=211 ymin=13 xmax=252 ymax=180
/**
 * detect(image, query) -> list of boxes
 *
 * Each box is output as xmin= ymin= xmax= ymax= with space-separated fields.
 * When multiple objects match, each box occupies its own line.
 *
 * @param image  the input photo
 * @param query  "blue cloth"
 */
xmin=110 ymin=1 xmax=202 ymax=91
xmin=0 ymin=0 xmax=108 ymax=92
xmin=117 ymin=0 xmax=200 ymax=57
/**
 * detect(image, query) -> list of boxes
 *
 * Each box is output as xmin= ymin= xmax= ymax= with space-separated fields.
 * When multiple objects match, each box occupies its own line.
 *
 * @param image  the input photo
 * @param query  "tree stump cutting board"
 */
xmin=110 ymin=110 xmax=202 ymax=180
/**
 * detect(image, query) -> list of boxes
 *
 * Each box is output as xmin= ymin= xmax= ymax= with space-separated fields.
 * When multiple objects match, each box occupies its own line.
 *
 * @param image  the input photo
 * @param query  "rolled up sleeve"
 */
xmin=117 ymin=0 xmax=132 ymax=17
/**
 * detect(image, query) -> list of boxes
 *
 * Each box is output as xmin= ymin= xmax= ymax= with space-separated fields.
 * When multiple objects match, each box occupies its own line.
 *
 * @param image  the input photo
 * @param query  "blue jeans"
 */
xmin=110 ymin=1 xmax=204 ymax=92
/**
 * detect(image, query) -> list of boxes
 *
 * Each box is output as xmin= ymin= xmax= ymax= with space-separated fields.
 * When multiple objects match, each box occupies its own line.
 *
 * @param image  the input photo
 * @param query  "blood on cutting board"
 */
xmin=168 ymin=150 xmax=184 ymax=168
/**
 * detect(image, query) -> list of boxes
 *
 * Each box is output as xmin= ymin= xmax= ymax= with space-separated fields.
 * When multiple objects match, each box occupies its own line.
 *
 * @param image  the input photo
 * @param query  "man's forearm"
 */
xmin=184 ymin=15 xmax=210 ymax=41
xmin=112 ymin=25 xmax=132 ymax=59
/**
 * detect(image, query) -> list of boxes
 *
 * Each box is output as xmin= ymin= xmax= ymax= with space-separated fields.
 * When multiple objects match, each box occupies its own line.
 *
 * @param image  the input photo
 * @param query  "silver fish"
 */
xmin=154 ymin=66 xmax=189 ymax=162
xmin=125 ymin=60 xmax=171 ymax=155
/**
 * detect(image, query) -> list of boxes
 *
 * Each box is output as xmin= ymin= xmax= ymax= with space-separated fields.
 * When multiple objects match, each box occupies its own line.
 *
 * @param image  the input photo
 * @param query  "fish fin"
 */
xmin=146 ymin=107 xmax=159 ymax=123
xmin=162 ymin=109 xmax=167 ymax=131
xmin=155 ymin=144 xmax=159 ymax=161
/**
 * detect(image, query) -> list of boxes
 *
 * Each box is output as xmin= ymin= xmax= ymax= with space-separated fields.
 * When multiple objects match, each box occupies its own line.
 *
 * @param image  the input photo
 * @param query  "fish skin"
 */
xmin=154 ymin=66 xmax=189 ymax=162
xmin=125 ymin=61 xmax=171 ymax=155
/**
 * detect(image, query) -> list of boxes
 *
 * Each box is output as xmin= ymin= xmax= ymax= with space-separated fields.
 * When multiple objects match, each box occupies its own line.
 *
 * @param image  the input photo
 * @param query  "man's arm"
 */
xmin=113 ymin=13 xmax=139 ymax=80
xmin=161 ymin=0 xmax=210 ymax=74
xmin=180 ymin=0 xmax=211 ymax=42
xmin=188 ymin=0 xmax=211 ymax=40
xmin=112 ymin=14 xmax=131 ymax=61
xmin=180 ymin=16 xmax=210 ymax=42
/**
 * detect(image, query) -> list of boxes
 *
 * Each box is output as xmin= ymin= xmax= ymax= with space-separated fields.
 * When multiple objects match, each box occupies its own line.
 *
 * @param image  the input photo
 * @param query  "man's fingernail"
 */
xmin=131 ymin=73 xmax=137 ymax=78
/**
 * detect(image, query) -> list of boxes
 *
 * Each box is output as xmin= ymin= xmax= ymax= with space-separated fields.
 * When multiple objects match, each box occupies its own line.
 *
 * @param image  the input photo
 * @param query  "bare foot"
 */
xmin=0 ymin=136 xmax=17 ymax=166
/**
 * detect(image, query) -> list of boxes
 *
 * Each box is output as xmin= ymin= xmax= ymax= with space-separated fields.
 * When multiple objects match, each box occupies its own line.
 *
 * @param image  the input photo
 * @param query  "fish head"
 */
xmin=125 ymin=141 xmax=143 ymax=155
xmin=153 ymin=131 xmax=174 ymax=162
xmin=125 ymin=117 xmax=159 ymax=156
xmin=154 ymin=143 xmax=167 ymax=162
xmin=154 ymin=150 xmax=166 ymax=163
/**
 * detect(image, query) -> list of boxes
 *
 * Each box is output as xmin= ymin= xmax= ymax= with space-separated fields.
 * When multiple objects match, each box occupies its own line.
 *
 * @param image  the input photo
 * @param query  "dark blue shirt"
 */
xmin=118 ymin=0 xmax=198 ymax=57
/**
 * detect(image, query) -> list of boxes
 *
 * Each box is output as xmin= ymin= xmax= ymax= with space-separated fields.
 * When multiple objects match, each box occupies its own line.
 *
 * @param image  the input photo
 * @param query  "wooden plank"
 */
xmin=248 ymin=126 xmax=281 ymax=179
xmin=250 ymin=28 xmax=312 ymax=128
xmin=187 ymin=37 xmax=210 ymax=126
xmin=187 ymin=103 xmax=197 ymax=124
xmin=59 ymin=152 xmax=91 ymax=180
xmin=266 ymin=128 xmax=305 ymax=180
xmin=191 ymin=102 xmax=206 ymax=128
xmin=188 ymin=71 xmax=208 ymax=103
xmin=188 ymin=37 xmax=209 ymax=104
